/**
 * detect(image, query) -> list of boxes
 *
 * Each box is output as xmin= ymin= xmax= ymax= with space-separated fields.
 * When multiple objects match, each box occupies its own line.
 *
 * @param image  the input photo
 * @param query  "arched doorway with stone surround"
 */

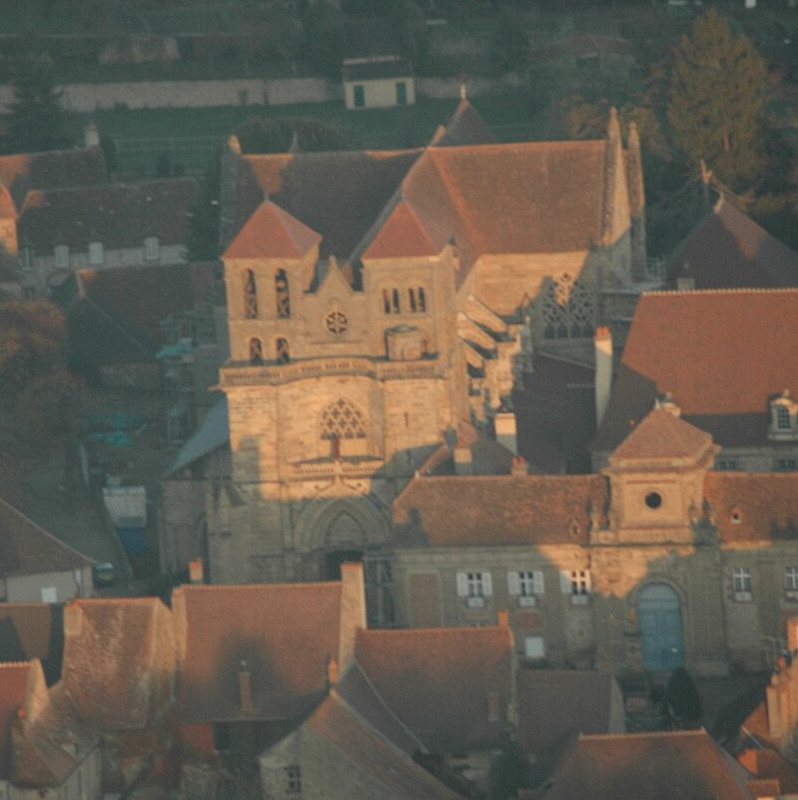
xmin=637 ymin=582 xmax=685 ymax=672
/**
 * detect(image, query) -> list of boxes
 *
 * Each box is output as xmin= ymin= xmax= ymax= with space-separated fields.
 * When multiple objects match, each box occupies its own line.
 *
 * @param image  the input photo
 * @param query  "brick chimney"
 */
xmin=594 ymin=327 xmax=613 ymax=429
xmin=495 ymin=411 xmax=518 ymax=455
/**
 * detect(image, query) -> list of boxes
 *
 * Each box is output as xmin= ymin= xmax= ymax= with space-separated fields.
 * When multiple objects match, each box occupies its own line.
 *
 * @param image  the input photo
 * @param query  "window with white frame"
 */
xmin=785 ymin=567 xmax=798 ymax=593
xmin=732 ymin=566 xmax=752 ymax=601
xmin=88 ymin=241 xmax=103 ymax=266
xmin=776 ymin=458 xmax=798 ymax=472
xmin=54 ymin=244 xmax=69 ymax=269
xmin=562 ymin=569 xmax=591 ymax=603
xmin=144 ymin=236 xmax=160 ymax=262
xmin=769 ymin=391 xmax=797 ymax=441
xmin=456 ymin=571 xmax=492 ymax=607
xmin=508 ymin=570 xmax=544 ymax=606
xmin=524 ymin=636 xmax=546 ymax=660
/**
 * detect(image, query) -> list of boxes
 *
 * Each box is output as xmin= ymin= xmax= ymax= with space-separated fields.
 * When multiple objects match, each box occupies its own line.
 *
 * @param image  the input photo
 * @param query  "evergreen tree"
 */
xmin=303 ymin=1 xmax=346 ymax=81
xmin=6 ymin=47 xmax=70 ymax=154
xmin=389 ymin=0 xmax=430 ymax=70
xmin=667 ymin=9 xmax=768 ymax=189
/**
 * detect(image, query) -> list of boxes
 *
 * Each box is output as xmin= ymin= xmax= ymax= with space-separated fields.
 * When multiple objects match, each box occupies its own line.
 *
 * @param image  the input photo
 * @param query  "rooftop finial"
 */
xmin=460 ymin=82 xmax=467 ymax=100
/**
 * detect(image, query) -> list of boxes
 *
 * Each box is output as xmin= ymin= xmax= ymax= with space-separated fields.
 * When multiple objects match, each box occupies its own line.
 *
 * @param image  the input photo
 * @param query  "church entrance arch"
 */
xmin=637 ymin=583 xmax=684 ymax=672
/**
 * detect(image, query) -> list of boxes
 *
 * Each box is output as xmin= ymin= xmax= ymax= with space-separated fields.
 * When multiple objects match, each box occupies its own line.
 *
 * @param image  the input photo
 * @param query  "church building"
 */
xmin=206 ymin=99 xmax=647 ymax=590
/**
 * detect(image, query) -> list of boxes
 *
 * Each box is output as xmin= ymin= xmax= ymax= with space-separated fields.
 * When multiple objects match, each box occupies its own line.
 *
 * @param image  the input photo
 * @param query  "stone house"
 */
xmin=342 ymin=58 xmax=415 ymax=110
xmin=390 ymin=408 xmax=798 ymax=675
xmin=206 ymin=97 xmax=647 ymax=589
xmin=0 ymin=499 xmax=94 ymax=604
xmin=593 ymin=288 xmax=798 ymax=473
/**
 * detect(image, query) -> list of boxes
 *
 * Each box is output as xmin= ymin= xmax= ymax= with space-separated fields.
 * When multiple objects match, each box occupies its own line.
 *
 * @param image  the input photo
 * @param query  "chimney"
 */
xmin=497 ymin=610 xmax=509 ymax=628
xmin=511 ymin=457 xmax=528 ymax=476
xmin=454 ymin=442 xmax=473 ymax=475
xmin=239 ymin=660 xmax=253 ymax=714
xmin=594 ymin=327 xmax=613 ymax=429
xmin=788 ymin=617 xmax=798 ymax=655
xmin=495 ymin=411 xmax=518 ymax=455
xmin=656 ymin=392 xmax=681 ymax=417
xmin=189 ymin=559 xmax=204 ymax=584
xmin=326 ymin=657 xmax=339 ymax=687
xmin=84 ymin=121 xmax=99 ymax=149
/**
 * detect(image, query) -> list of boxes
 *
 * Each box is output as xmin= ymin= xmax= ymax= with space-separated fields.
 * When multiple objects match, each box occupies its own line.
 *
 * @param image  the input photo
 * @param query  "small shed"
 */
xmin=343 ymin=57 xmax=415 ymax=110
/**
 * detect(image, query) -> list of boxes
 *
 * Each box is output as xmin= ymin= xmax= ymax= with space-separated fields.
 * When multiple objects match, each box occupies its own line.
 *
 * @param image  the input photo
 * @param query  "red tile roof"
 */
xmin=703 ymin=473 xmax=798 ymax=543
xmin=237 ymin=149 xmax=422 ymax=260
xmin=354 ymin=626 xmax=513 ymax=753
xmin=18 ymin=178 xmax=200 ymax=253
xmin=362 ymin=200 xmax=450 ymax=260
xmin=594 ymin=289 xmax=798 ymax=451
xmin=225 ymin=200 xmax=321 ymax=259
xmin=542 ymin=730 xmax=755 ymax=800
xmin=0 ymin=662 xmax=29 ymax=779
xmin=739 ymin=748 xmax=798 ymax=793
xmin=0 ymin=147 xmax=107 ymax=211
xmin=174 ymin=582 xmax=344 ymax=723
xmin=517 ymin=670 xmax=621 ymax=755
xmin=431 ymin=98 xmax=497 ymax=148
xmin=61 ymin=598 xmax=175 ymax=731
xmin=667 ymin=199 xmax=798 ymax=289
xmin=0 ymin=498 xmax=92 ymax=578
xmin=609 ymin=409 xmax=714 ymax=464
xmin=392 ymin=474 xmax=607 ymax=546
xmin=0 ymin=184 xmax=16 ymax=219
xmin=300 ymin=691 xmax=462 ymax=800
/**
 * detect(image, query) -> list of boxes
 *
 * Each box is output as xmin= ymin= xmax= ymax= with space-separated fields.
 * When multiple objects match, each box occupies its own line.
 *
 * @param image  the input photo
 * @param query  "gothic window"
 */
xmin=542 ymin=273 xmax=594 ymax=339
xmin=382 ymin=288 xmax=401 ymax=314
xmin=276 ymin=337 xmax=290 ymax=364
xmin=321 ymin=398 xmax=366 ymax=441
xmin=275 ymin=269 xmax=291 ymax=318
xmin=248 ymin=337 xmax=263 ymax=365
xmin=243 ymin=269 xmax=258 ymax=318
xmin=408 ymin=287 xmax=427 ymax=313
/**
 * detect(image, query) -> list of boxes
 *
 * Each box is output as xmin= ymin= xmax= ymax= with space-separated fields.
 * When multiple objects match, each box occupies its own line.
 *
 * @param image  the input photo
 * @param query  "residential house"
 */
xmin=666 ymin=197 xmax=798 ymax=290
xmin=17 ymin=178 xmax=200 ymax=296
xmin=207 ymin=97 xmax=647 ymax=588
xmin=536 ymin=729 xmax=756 ymax=800
xmin=0 ymin=499 xmax=94 ymax=604
xmin=592 ymin=288 xmax=798 ymax=473
xmin=390 ymin=407 xmax=798 ymax=675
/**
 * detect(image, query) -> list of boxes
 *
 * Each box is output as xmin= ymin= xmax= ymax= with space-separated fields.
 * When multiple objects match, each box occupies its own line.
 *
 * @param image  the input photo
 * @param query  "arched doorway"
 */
xmin=637 ymin=583 xmax=684 ymax=672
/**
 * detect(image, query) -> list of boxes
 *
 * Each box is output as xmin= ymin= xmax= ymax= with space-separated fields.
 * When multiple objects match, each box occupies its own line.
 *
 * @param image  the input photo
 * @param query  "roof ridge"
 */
xmin=645 ymin=287 xmax=798 ymax=297
xmin=360 ymin=625 xmax=509 ymax=637
xmin=181 ymin=580 xmax=342 ymax=592
xmin=0 ymin=661 xmax=30 ymax=669
xmin=579 ymin=728 xmax=708 ymax=741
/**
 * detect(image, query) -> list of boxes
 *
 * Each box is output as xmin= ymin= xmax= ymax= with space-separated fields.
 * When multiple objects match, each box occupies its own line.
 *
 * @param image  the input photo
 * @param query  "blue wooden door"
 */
xmin=637 ymin=583 xmax=684 ymax=672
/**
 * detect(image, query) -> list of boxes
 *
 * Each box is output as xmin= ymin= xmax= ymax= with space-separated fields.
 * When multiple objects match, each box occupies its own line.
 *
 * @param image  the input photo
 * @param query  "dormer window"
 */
xmin=144 ymin=236 xmax=160 ymax=262
xmin=88 ymin=241 xmax=103 ymax=266
xmin=768 ymin=390 xmax=797 ymax=441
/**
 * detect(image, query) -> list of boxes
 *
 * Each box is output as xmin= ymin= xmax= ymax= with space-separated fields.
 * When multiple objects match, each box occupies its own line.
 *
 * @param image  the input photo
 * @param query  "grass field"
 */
xmin=63 ymin=90 xmax=543 ymax=177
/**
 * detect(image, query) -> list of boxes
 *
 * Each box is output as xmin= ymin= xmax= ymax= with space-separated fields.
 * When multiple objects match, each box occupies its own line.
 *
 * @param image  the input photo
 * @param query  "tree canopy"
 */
xmin=303 ymin=0 xmax=346 ymax=80
xmin=5 ymin=46 xmax=70 ymax=154
xmin=667 ymin=9 xmax=768 ymax=189
xmin=489 ymin=6 xmax=530 ymax=76
xmin=389 ymin=0 xmax=430 ymax=70
xmin=233 ymin=116 xmax=349 ymax=154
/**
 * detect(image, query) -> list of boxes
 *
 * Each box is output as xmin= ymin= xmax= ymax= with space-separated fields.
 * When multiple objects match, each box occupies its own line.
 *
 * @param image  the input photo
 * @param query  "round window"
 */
xmin=644 ymin=491 xmax=663 ymax=510
xmin=324 ymin=309 xmax=348 ymax=335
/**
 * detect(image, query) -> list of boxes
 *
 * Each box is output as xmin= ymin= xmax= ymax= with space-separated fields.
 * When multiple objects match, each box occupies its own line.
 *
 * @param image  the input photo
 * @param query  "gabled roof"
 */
xmin=667 ymin=198 xmax=798 ymax=289
xmin=0 ymin=662 xmax=29 ymax=779
xmin=18 ymin=178 xmax=200 ymax=253
xmin=0 ymin=498 xmax=92 ymax=578
xmin=174 ymin=582 xmax=345 ymax=723
xmin=541 ymin=730 xmax=754 ymax=800
xmin=392 ymin=474 xmax=608 ymax=546
xmin=0 ymin=183 xmax=16 ymax=219
xmin=61 ymin=598 xmax=175 ymax=731
xmin=0 ymin=605 xmax=55 ymax=665
xmin=0 ymin=147 xmax=107 ymax=211
xmin=296 ymin=691 xmax=461 ymax=800
xmin=609 ymin=408 xmax=714 ymax=465
xmin=703 ymin=473 xmax=798 ymax=543
xmin=430 ymin=98 xmax=497 ymax=148
xmin=235 ymin=149 xmax=423 ymax=259
xmin=224 ymin=200 xmax=321 ymax=259
xmin=517 ymin=671 xmax=621 ymax=756
xmin=165 ymin=397 xmax=229 ymax=476
xmin=594 ymin=289 xmax=798 ymax=451
xmin=362 ymin=199 xmax=450 ymax=260
xmin=354 ymin=626 xmax=513 ymax=754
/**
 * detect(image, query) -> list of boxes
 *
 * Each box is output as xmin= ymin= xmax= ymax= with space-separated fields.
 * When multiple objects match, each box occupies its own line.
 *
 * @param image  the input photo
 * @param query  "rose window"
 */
xmin=324 ymin=309 xmax=348 ymax=335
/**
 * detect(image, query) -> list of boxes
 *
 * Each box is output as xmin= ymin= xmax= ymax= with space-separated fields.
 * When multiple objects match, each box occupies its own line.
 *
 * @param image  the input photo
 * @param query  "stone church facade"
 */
xmin=207 ymin=100 xmax=647 ymax=590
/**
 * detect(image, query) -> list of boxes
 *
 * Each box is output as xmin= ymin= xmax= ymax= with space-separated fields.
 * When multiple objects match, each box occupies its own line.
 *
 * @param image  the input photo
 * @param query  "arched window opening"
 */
xmin=392 ymin=288 xmax=401 ymax=314
xmin=409 ymin=288 xmax=417 ymax=313
xmin=417 ymin=287 xmax=426 ymax=312
xmin=542 ymin=273 xmax=594 ymax=339
xmin=243 ymin=269 xmax=258 ymax=318
xmin=321 ymin=399 xmax=367 ymax=441
xmin=383 ymin=289 xmax=391 ymax=314
xmin=275 ymin=269 xmax=291 ymax=318
xmin=276 ymin=337 xmax=290 ymax=364
xmin=382 ymin=288 xmax=401 ymax=314
xmin=249 ymin=337 xmax=263 ymax=365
